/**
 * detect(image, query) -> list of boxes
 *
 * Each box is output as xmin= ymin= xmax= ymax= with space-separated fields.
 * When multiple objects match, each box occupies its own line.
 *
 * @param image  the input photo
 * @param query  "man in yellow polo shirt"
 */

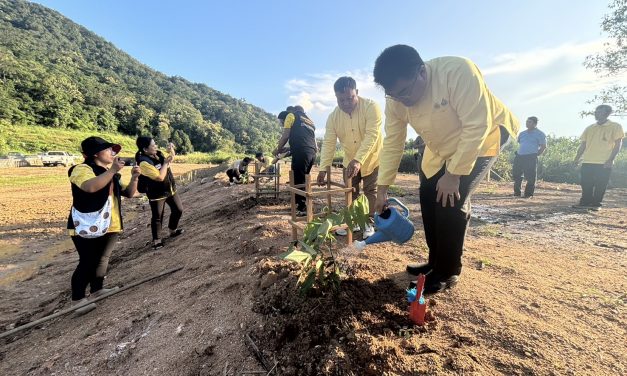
xmin=317 ymin=77 xmax=383 ymax=238
xmin=574 ymin=105 xmax=624 ymax=208
xmin=373 ymin=45 xmax=519 ymax=295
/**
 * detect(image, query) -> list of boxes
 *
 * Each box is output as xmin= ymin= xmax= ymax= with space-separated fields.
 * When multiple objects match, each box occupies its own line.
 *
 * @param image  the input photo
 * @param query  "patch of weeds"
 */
xmin=388 ymin=185 xmax=407 ymax=197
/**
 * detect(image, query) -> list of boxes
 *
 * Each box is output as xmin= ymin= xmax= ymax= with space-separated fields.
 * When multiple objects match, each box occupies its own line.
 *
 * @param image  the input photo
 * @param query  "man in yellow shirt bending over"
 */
xmin=317 ymin=77 xmax=383 ymax=238
xmin=373 ymin=45 xmax=519 ymax=295
xmin=573 ymin=105 xmax=624 ymax=209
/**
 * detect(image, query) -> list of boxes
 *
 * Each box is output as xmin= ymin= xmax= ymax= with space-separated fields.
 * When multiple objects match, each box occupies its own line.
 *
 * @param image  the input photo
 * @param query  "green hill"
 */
xmin=0 ymin=0 xmax=280 ymax=154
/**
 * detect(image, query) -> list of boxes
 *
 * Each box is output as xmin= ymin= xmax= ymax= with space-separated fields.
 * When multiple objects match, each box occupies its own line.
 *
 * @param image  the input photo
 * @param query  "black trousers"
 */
xmin=291 ymin=150 xmax=316 ymax=211
xmin=418 ymin=128 xmax=509 ymax=277
xmin=512 ymin=153 xmax=538 ymax=197
xmin=149 ymin=193 xmax=183 ymax=240
xmin=226 ymin=169 xmax=244 ymax=182
xmin=71 ymin=233 xmax=118 ymax=300
xmin=580 ymin=163 xmax=612 ymax=205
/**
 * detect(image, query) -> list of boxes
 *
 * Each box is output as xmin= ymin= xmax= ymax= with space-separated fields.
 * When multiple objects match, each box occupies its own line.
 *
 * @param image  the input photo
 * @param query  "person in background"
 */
xmin=373 ymin=45 xmax=519 ymax=294
xmin=68 ymin=136 xmax=140 ymax=306
xmin=317 ymin=76 xmax=383 ymax=238
xmin=512 ymin=116 xmax=547 ymax=198
xmin=573 ymin=105 xmax=624 ymax=208
xmin=255 ymin=152 xmax=276 ymax=174
xmin=135 ymin=137 xmax=184 ymax=250
xmin=274 ymin=105 xmax=317 ymax=216
xmin=226 ymin=157 xmax=253 ymax=185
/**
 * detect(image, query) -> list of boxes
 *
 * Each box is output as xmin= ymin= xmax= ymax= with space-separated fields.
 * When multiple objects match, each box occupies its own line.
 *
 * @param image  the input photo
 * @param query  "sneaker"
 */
xmin=523 ymin=194 xmax=533 ymax=199
xmin=423 ymin=274 xmax=460 ymax=295
xmin=406 ymin=262 xmax=433 ymax=276
xmin=513 ymin=192 xmax=521 ymax=197
xmin=89 ymin=286 xmax=119 ymax=299
xmin=296 ymin=210 xmax=307 ymax=217
xmin=363 ymin=224 xmax=375 ymax=238
xmin=170 ymin=228 xmax=185 ymax=237
xmin=152 ymin=240 xmax=164 ymax=250
xmin=229 ymin=182 xmax=235 ymax=186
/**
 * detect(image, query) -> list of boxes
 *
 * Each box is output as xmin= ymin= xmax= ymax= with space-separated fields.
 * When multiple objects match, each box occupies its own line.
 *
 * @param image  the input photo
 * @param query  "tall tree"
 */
xmin=585 ymin=0 xmax=627 ymax=114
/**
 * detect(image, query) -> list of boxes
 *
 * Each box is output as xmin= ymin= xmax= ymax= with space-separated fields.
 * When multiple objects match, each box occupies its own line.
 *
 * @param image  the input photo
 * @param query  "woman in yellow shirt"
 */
xmin=135 ymin=136 xmax=184 ymax=249
xmin=67 ymin=136 xmax=140 ymax=305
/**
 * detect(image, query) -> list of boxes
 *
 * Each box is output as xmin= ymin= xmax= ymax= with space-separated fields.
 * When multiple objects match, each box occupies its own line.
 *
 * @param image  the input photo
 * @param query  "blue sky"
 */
xmin=32 ymin=1 xmax=626 ymax=138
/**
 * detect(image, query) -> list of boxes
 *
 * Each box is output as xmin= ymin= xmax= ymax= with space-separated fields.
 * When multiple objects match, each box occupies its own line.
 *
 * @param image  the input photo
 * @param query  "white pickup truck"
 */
xmin=41 ymin=151 xmax=75 ymax=167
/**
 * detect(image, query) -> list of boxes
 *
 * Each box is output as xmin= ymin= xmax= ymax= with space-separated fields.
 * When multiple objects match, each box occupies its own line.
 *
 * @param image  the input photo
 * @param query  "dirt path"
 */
xmin=0 ymin=165 xmax=625 ymax=375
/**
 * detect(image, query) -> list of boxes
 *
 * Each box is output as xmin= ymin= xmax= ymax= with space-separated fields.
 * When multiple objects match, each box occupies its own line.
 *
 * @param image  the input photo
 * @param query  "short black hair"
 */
xmin=528 ymin=116 xmax=538 ymax=124
xmin=277 ymin=111 xmax=288 ymax=120
xmin=334 ymin=76 xmax=357 ymax=93
xmin=597 ymin=104 xmax=612 ymax=113
xmin=255 ymin=152 xmax=264 ymax=159
xmin=243 ymin=157 xmax=253 ymax=164
xmin=286 ymin=106 xmax=295 ymax=112
xmin=373 ymin=44 xmax=424 ymax=90
xmin=136 ymin=136 xmax=153 ymax=151
xmin=294 ymin=105 xmax=305 ymax=113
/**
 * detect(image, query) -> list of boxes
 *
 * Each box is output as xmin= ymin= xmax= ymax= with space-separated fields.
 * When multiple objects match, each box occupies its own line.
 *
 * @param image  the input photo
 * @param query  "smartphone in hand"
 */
xmin=119 ymin=157 xmax=136 ymax=166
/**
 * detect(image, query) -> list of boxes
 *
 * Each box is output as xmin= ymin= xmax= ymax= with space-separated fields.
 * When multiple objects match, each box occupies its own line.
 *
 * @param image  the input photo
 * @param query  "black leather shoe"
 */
xmin=407 ymin=271 xmax=437 ymax=290
xmin=423 ymin=274 xmax=459 ymax=295
xmin=406 ymin=262 xmax=433 ymax=276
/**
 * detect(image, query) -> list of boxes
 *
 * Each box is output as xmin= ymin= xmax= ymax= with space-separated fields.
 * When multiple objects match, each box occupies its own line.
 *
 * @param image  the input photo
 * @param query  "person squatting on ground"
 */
xmin=255 ymin=152 xmax=276 ymax=174
xmin=317 ymin=76 xmax=383 ymax=238
xmin=135 ymin=136 xmax=184 ymax=250
xmin=373 ymin=45 xmax=519 ymax=295
xmin=512 ymin=116 xmax=546 ymax=198
xmin=274 ymin=105 xmax=317 ymax=216
xmin=67 ymin=136 xmax=140 ymax=305
xmin=573 ymin=105 xmax=624 ymax=208
xmin=226 ymin=157 xmax=253 ymax=185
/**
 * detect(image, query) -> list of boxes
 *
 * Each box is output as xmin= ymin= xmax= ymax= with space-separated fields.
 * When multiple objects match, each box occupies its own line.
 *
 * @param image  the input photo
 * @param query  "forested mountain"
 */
xmin=0 ymin=0 xmax=279 ymax=154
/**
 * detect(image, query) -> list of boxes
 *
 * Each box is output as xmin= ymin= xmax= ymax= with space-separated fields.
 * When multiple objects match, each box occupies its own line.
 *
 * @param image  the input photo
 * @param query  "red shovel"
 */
xmin=409 ymin=274 xmax=427 ymax=325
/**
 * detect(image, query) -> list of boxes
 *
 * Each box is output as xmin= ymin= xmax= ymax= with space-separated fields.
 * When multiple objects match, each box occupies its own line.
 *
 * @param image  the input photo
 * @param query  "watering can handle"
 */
xmin=387 ymin=197 xmax=410 ymax=218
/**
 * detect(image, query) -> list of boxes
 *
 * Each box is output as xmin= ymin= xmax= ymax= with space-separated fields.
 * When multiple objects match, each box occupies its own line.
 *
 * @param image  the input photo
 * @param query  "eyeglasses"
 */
xmin=385 ymin=66 xmax=420 ymax=102
xmin=103 ymin=147 xmax=118 ymax=157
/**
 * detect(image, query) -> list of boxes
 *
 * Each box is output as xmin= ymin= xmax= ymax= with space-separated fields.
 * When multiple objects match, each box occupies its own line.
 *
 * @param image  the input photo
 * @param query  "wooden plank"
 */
xmin=289 ymin=170 xmax=298 ymax=241
xmin=308 ymin=187 xmax=354 ymax=196
xmin=326 ymin=166 xmax=332 ymax=213
xmin=288 ymin=219 xmax=306 ymax=229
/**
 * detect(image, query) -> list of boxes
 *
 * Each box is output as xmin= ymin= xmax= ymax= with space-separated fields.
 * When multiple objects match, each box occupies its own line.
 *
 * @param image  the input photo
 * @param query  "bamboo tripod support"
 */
xmin=252 ymin=161 xmax=282 ymax=199
xmin=287 ymin=166 xmax=354 ymax=243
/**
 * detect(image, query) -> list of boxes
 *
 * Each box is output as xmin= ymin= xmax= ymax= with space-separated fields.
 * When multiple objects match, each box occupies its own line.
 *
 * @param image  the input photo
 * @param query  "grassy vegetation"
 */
xmin=0 ymin=122 xmax=240 ymax=163
xmin=388 ymin=184 xmax=407 ymax=197
xmin=0 ymin=172 xmax=67 ymax=188
xmin=0 ymin=121 xmax=136 ymax=156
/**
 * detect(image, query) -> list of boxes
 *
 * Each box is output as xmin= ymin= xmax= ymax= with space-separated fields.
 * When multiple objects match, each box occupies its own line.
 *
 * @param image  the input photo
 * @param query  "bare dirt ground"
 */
xmin=0 ymin=164 xmax=625 ymax=376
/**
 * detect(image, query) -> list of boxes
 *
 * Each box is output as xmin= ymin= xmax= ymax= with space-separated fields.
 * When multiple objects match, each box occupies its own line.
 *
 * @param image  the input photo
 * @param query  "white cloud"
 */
xmin=483 ymin=41 xmax=605 ymax=76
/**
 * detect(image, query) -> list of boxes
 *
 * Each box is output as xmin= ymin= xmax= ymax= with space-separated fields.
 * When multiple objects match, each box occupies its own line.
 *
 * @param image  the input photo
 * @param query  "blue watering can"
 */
xmin=353 ymin=198 xmax=414 ymax=250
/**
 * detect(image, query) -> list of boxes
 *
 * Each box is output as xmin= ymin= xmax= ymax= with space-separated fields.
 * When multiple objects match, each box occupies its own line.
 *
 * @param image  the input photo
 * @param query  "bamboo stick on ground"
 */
xmin=0 ymin=266 xmax=184 ymax=340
